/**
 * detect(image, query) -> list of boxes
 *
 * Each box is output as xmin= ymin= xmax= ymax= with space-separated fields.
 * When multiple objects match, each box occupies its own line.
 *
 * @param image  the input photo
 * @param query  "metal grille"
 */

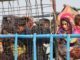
xmin=0 ymin=34 xmax=79 ymax=60
xmin=0 ymin=0 xmax=53 ymax=31
xmin=0 ymin=0 xmax=53 ymax=60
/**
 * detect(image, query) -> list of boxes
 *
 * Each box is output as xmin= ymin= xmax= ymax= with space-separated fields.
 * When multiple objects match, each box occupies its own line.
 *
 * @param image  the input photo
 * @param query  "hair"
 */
xmin=60 ymin=17 xmax=72 ymax=32
xmin=74 ymin=14 xmax=80 ymax=26
xmin=39 ymin=18 xmax=50 ymax=24
xmin=24 ymin=16 xmax=33 ymax=23
xmin=15 ymin=17 xmax=26 ymax=26
xmin=60 ymin=17 xmax=70 ymax=26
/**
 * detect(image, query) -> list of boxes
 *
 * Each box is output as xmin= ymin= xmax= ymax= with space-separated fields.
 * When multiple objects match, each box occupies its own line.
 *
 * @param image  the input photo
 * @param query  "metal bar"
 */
xmin=33 ymin=33 xmax=37 ymax=60
xmin=16 ymin=0 xmax=20 ymax=15
xmin=0 ymin=34 xmax=80 ymax=60
xmin=0 ymin=9 xmax=52 ymax=14
xmin=35 ymin=0 xmax=39 ymax=18
xmin=29 ymin=0 xmax=32 ymax=16
xmin=40 ymin=0 xmax=44 ymax=18
xmin=51 ymin=0 xmax=57 ymax=33
xmin=0 ymin=5 xmax=51 ymax=14
xmin=0 ymin=13 xmax=53 ymax=18
xmin=50 ymin=34 xmax=53 ymax=60
xmin=26 ymin=0 xmax=29 ymax=16
xmin=14 ymin=33 xmax=18 ymax=60
xmin=1 ymin=1 xmax=5 ymax=15
xmin=0 ymin=34 xmax=66 ymax=38
xmin=8 ymin=1 xmax=13 ymax=14
xmin=0 ymin=34 xmax=80 ymax=38
xmin=51 ymin=0 xmax=58 ymax=60
xmin=0 ymin=4 xmax=51 ymax=9
xmin=66 ymin=35 xmax=70 ymax=60
xmin=8 ymin=0 xmax=10 ymax=14
xmin=12 ymin=0 xmax=15 ymax=15
xmin=25 ymin=0 xmax=28 ymax=16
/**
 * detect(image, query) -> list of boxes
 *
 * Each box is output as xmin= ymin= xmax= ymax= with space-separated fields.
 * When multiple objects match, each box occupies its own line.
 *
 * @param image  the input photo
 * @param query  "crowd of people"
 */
xmin=0 ymin=13 xmax=80 ymax=60
xmin=0 ymin=15 xmax=52 ymax=60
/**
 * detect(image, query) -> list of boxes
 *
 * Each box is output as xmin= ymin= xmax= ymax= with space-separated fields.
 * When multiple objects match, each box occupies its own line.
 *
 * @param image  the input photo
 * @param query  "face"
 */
xmin=17 ymin=25 xmax=25 ymax=33
xmin=42 ymin=21 xmax=50 ymax=28
xmin=26 ymin=20 xmax=33 ymax=29
xmin=44 ymin=23 xmax=49 ymax=28
xmin=62 ymin=20 xmax=70 ymax=30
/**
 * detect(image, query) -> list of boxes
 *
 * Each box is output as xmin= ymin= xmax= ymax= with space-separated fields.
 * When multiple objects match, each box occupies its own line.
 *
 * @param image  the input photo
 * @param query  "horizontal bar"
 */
xmin=0 ymin=6 xmax=51 ymax=13
xmin=0 ymin=34 xmax=80 ymax=38
xmin=0 ymin=4 xmax=51 ymax=9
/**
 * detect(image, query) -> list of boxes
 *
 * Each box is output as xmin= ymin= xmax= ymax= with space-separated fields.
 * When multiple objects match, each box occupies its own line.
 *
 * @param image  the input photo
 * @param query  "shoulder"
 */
xmin=57 ymin=28 xmax=64 ymax=34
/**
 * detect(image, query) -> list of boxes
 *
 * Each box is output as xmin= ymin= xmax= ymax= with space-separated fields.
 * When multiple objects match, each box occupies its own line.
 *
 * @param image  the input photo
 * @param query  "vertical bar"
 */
xmin=14 ymin=33 xmax=18 ymax=60
xmin=2 ymin=1 xmax=5 ymax=16
xmin=33 ymin=33 xmax=37 ymax=60
xmin=40 ymin=0 xmax=44 ymax=18
xmin=50 ymin=34 xmax=53 ymax=60
xmin=66 ymin=34 xmax=70 ymax=60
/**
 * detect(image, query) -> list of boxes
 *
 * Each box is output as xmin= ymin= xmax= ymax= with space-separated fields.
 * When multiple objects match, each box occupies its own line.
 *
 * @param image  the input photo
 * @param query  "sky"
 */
xmin=56 ymin=0 xmax=80 ymax=12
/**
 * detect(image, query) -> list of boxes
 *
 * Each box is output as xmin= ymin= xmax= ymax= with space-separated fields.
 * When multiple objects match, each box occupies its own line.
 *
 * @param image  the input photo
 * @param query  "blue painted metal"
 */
xmin=0 ymin=34 xmax=80 ymax=38
xmin=33 ymin=33 xmax=37 ymax=60
xmin=67 ymin=34 xmax=70 ymax=60
xmin=14 ymin=33 xmax=18 ymax=60
xmin=50 ymin=34 xmax=53 ymax=60
xmin=0 ymin=34 xmax=80 ymax=60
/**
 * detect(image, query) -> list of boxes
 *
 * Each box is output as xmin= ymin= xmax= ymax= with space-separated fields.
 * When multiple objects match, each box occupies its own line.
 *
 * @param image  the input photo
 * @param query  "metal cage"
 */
xmin=0 ymin=0 xmax=53 ymax=60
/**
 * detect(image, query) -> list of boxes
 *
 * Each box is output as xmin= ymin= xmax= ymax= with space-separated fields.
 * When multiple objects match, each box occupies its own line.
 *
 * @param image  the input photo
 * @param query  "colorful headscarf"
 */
xmin=58 ymin=17 xmax=74 ymax=34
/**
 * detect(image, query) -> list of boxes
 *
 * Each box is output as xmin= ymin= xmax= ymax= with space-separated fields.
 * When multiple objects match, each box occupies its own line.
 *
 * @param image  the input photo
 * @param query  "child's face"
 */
xmin=43 ymin=23 xmax=49 ymax=28
xmin=62 ymin=20 xmax=70 ymax=30
xmin=17 ymin=25 xmax=25 ymax=32
xmin=26 ymin=20 xmax=33 ymax=28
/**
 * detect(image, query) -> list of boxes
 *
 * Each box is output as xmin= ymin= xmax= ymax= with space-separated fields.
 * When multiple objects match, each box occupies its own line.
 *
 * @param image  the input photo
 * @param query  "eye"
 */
xmin=62 ymin=23 xmax=68 ymax=25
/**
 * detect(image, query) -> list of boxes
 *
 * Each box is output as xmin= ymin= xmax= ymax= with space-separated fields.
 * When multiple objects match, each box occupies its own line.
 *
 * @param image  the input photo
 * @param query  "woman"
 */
xmin=57 ymin=17 xmax=77 ymax=60
xmin=58 ymin=17 xmax=73 ymax=34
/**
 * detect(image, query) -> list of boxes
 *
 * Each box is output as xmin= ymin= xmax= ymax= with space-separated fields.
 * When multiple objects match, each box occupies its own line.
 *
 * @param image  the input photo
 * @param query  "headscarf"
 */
xmin=58 ymin=17 xmax=74 ymax=34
